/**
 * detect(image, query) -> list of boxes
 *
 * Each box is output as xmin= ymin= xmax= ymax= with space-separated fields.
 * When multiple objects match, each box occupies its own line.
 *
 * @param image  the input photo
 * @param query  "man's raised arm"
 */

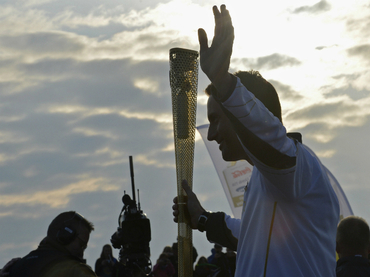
xmin=198 ymin=5 xmax=237 ymax=100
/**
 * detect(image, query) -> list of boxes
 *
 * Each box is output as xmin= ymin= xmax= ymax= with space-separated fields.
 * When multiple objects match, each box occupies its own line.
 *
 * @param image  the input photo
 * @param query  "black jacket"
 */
xmin=336 ymin=256 xmax=370 ymax=277
xmin=9 ymin=237 xmax=96 ymax=277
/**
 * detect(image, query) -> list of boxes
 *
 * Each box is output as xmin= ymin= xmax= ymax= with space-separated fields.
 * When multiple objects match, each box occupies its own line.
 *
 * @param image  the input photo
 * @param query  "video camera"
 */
xmin=111 ymin=156 xmax=152 ymax=277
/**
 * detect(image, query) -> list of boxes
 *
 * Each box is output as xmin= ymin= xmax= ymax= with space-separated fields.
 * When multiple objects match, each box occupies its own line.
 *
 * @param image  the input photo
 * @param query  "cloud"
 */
xmin=0 ymin=52 xmax=177 ymax=206
xmin=0 ymin=3 xmax=197 ymax=63
xmin=288 ymin=101 xmax=353 ymax=122
xmin=0 ymin=32 xmax=86 ymax=60
xmin=346 ymin=12 xmax=370 ymax=37
xmin=269 ymin=80 xmax=304 ymax=101
xmin=24 ymin=0 xmax=55 ymax=7
xmin=292 ymin=0 xmax=331 ymax=14
xmin=326 ymin=84 xmax=370 ymax=101
xmin=285 ymin=96 xmax=370 ymax=138
xmin=0 ymin=6 xmax=54 ymax=34
xmin=331 ymin=71 xmax=370 ymax=94
xmin=0 ymin=242 xmax=38 ymax=252
xmin=237 ymin=53 xmax=301 ymax=71
xmin=347 ymin=44 xmax=370 ymax=61
xmin=299 ymin=122 xmax=337 ymax=144
xmin=315 ymin=44 xmax=338 ymax=50
xmin=0 ymin=177 xmax=119 ymax=208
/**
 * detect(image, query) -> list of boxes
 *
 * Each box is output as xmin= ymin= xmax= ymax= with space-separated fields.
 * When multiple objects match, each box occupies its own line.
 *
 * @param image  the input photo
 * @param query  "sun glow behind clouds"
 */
xmin=208 ymin=0 xmax=370 ymax=133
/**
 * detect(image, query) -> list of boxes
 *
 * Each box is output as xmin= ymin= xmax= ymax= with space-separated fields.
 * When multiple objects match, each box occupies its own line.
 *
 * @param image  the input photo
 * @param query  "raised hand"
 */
xmin=198 ymin=5 xmax=235 ymax=95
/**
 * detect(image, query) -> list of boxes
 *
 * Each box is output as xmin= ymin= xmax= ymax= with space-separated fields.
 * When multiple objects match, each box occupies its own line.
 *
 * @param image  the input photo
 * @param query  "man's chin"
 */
xmin=221 ymin=152 xmax=237 ymax=162
xmin=222 ymin=151 xmax=253 ymax=165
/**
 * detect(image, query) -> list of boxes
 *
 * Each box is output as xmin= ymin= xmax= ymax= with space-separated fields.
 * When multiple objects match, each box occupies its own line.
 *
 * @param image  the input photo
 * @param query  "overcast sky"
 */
xmin=1 ymin=0 xmax=370 ymax=270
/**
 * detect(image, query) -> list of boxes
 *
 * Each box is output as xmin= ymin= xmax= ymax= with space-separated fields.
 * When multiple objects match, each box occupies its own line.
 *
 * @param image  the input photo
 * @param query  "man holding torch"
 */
xmin=173 ymin=5 xmax=339 ymax=277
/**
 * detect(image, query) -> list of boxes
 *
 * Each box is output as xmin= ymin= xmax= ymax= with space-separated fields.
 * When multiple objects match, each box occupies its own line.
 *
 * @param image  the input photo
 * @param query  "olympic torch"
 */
xmin=169 ymin=48 xmax=199 ymax=277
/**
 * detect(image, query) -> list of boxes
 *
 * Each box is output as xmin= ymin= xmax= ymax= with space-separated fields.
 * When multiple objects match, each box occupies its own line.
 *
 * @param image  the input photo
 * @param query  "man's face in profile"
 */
xmin=207 ymin=96 xmax=246 ymax=162
xmin=66 ymin=225 xmax=90 ymax=259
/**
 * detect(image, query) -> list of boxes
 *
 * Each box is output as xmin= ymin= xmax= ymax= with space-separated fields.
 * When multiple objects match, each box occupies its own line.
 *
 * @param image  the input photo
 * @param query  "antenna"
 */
xmin=137 ymin=189 xmax=141 ymax=211
xmin=129 ymin=156 xmax=136 ymax=203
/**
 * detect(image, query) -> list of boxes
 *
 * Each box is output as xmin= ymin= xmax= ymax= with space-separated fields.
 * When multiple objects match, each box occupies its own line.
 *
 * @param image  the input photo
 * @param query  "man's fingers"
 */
xmin=173 ymin=211 xmax=178 ymax=223
xmin=198 ymin=28 xmax=208 ymax=54
xmin=222 ymin=6 xmax=233 ymax=37
xmin=221 ymin=5 xmax=231 ymax=28
xmin=172 ymin=203 xmax=179 ymax=223
xmin=213 ymin=5 xmax=221 ymax=18
xmin=217 ymin=5 xmax=232 ymax=39
xmin=213 ymin=5 xmax=221 ymax=32
xmin=213 ymin=5 xmax=222 ymax=41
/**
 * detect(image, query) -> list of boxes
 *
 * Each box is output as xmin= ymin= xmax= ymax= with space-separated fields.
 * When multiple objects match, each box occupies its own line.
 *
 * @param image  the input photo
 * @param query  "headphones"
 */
xmin=56 ymin=212 xmax=84 ymax=245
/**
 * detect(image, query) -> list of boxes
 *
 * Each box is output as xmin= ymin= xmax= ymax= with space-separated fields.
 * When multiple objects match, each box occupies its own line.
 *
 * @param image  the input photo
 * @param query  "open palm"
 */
xmin=198 ymin=5 xmax=234 ymax=86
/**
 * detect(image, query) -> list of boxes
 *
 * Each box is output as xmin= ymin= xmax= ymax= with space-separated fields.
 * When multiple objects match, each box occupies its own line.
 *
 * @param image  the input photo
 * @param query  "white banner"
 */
xmin=196 ymin=124 xmax=252 ymax=219
xmin=304 ymin=145 xmax=354 ymax=220
xmin=196 ymin=124 xmax=353 ymax=220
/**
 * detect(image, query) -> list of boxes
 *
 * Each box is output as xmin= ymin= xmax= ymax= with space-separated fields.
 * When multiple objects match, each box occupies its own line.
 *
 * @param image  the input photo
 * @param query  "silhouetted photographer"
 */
xmin=7 ymin=211 xmax=96 ymax=277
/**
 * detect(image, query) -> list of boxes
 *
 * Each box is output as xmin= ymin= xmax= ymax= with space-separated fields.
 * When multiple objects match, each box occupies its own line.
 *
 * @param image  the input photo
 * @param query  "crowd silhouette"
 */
xmin=0 ymin=212 xmax=369 ymax=277
xmin=151 ymin=243 xmax=236 ymax=277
